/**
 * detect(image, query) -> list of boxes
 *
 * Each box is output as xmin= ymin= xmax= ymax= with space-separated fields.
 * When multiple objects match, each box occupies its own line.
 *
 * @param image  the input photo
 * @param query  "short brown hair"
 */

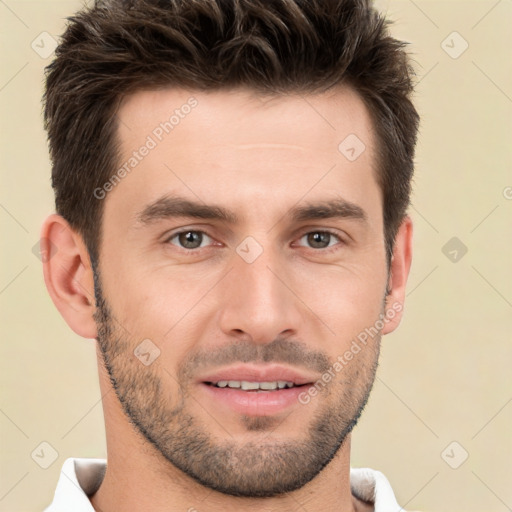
xmin=43 ymin=0 xmax=419 ymax=267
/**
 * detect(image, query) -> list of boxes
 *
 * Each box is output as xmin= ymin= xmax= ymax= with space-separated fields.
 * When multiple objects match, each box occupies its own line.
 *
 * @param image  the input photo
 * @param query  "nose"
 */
xmin=217 ymin=242 xmax=304 ymax=344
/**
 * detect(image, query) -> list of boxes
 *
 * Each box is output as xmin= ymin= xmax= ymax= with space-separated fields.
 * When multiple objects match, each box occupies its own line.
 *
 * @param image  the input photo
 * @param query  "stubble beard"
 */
xmin=92 ymin=270 xmax=381 ymax=498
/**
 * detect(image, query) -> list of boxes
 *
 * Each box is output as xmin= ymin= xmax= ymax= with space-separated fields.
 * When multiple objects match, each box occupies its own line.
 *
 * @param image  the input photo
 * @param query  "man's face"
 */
xmin=94 ymin=86 xmax=390 ymax=497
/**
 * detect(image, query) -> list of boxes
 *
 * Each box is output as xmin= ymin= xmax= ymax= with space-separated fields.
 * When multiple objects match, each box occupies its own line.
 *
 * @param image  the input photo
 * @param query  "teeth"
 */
xmin=241 ymin=381 xmax=259 ymax=390
xmin=213 ymin=380 xmax=296 ymax=390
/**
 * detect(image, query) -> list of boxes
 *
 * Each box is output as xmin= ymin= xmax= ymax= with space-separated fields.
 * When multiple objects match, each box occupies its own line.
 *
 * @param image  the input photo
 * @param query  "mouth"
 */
xmin=204 ymin=380 xmax=307 ymax=391
xmin=197 ymin=365 xmax=317 ymax=416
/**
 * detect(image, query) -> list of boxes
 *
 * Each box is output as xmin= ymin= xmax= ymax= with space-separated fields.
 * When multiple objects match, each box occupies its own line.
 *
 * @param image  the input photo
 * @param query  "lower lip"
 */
xmin=200 ymin=383 xmax=309 ymax=416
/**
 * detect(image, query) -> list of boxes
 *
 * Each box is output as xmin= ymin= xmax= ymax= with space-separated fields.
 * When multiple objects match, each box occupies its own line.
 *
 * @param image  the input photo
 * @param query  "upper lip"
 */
xmin=198 ymin=364 xmax=318 ymax=386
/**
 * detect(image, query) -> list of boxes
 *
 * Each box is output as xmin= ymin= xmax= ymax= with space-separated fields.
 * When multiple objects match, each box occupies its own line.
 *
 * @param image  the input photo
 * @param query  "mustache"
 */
xmin=178 ymin=337 xmax=331 ymax=381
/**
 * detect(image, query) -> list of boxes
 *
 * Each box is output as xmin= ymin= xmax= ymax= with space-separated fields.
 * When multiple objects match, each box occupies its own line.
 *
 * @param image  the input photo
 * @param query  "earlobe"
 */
xmin=41 ymin=214 xmax=98 ymax=339
xmin=381 ymin=216 xmax=413 ymax=335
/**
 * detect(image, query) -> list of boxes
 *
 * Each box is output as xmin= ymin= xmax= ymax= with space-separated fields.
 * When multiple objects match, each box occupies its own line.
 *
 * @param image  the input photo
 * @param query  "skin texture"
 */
xmin=42 ymin=86 xmax=413 ymax=512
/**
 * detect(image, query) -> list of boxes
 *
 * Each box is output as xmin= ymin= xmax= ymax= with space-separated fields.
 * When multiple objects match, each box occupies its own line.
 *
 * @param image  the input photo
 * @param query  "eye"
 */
xmin=297 ymin=230 xmax=343 ymax=250
xmin=166 ymin=230 xmax=214 ymax=250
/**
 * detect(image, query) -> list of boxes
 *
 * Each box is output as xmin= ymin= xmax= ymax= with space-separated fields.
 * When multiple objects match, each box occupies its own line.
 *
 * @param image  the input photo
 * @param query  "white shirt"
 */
xmin=44 ymin=458 xmax=408 ymax=512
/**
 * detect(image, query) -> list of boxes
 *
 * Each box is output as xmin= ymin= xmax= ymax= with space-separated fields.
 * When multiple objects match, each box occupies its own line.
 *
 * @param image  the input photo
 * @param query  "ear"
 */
xmin=41 ymin=214 xmax=98 ymax=339
xmin=381 ymin=215 xmax=413 ymax=335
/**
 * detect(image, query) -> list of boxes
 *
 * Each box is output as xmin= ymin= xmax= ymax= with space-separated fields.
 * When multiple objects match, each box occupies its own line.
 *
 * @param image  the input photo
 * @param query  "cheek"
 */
xmin=103 ymin=275 xmax=210 ymax=376
xmin=293 ymin=260 xmax=387 ymax=335
xmin=99 ymin=247 xmax=179 ymax=323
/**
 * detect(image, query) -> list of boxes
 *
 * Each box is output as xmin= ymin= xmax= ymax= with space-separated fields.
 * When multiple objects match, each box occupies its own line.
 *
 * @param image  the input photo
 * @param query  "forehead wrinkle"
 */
xmin=223 ymin=143 xmax=307 ymax=151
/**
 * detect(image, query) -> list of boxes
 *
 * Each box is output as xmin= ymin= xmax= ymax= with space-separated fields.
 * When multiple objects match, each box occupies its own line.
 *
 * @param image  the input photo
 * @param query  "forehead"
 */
xmin=106 ymin=86 xmax=380 ymax=228
xmin=116 ymin=86 xmax=375 ymax=150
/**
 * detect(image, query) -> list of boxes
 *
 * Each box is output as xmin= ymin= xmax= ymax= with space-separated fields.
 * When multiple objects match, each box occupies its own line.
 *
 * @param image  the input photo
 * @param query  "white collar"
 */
xmin=45 ymin=458 xmax=406 ymax=511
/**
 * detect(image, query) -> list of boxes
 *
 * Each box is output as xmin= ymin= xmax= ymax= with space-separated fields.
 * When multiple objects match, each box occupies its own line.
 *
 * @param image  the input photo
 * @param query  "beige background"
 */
xmin=1 ymin=0 xmax=511 ymax=510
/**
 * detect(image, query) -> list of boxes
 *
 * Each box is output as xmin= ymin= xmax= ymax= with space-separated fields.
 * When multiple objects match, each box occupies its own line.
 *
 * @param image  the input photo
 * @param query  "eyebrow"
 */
xmin=136 ymin=194 xmax=367 ymax=226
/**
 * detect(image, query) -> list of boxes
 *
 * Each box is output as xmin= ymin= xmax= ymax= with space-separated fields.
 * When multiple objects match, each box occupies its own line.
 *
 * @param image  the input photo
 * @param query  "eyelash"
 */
xmin=164 ymin=228 xmax=346 ymax=254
